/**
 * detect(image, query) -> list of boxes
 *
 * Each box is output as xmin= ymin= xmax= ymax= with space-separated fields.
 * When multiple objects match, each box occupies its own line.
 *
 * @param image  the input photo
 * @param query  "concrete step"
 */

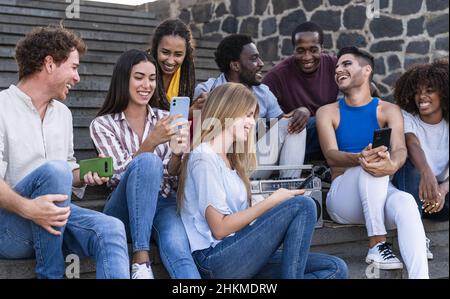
xmin=0 ymin=5 xmax=159 ymax=32
xmin=2 ymin=237 xmax=447 ymax=279
xmin=0 ymin=67 xmax=219 ymax=91
xmin=0 ymin=0 xmax=156 ymax=19
xmin=311 ymin=229 xmax=449 ymax=279
xmin=0 ymin=242 xmax=169 ymax=279
xmin=0 ymin=24 xmax=151 ymax=44
xmin=313 ymin=220 xmax=448 ymax=246
xmin=73 ymin=198 xmax=449 ymax=279
xmin=40 ymin=0 xmax=140 ymax=11
xmin=0 ymin=34 xmax=217 ymax=56
xmin=2 ymin=202 xmax=447 ymax=279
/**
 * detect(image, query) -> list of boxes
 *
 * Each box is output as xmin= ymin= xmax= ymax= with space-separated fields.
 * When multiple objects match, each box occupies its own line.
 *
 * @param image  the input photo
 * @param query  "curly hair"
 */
xmin=148 ymin=19 xmax=196 ymax=110
xmin=394 ymin=62 xmax=449 ymax=123
xmin=15 ymin=24 xmax=86 ymax=80
xmin=214 ymin=34 xmax=253 ymax=74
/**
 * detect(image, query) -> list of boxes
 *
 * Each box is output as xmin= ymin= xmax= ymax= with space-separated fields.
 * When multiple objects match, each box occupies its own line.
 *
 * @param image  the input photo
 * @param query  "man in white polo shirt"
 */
xmin=0 ymin=25 xmax=129 ymax=279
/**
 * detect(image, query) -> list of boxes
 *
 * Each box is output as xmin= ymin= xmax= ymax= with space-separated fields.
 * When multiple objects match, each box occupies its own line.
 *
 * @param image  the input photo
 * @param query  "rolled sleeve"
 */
xmin=190 ymin=155 xmax=232 ymax=217
xmin=194 ymin=82 xmax=210 ymax=99
xmin=401 ymin=110 xmax=416 ymax=134
xmin=266 ymin=89 xmax=284 ymax=118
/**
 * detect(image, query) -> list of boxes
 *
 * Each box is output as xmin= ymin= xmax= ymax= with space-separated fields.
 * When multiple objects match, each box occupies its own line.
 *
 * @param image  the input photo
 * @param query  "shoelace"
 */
xmin=377 ymin=242 xmax=397 ymax=260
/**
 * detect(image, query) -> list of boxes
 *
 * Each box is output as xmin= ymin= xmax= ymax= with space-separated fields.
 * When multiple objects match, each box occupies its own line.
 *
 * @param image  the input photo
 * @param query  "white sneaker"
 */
xmin=426 ymin=238 xmax=434 ymax=260
xmin=131 ymin=262 xmax=154 ymax=279
xmin=365 ymin=242 xmax=404 ymax=270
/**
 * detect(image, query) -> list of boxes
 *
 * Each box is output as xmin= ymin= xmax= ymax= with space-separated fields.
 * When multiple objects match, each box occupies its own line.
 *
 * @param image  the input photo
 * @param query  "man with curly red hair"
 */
xmin=0 ymin=25 xmax=130 ymax=279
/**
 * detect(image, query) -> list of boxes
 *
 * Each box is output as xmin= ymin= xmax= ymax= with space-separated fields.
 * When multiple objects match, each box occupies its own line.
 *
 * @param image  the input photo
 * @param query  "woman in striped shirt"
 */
xmin=89 ymin=49 xmax=200 ymax=279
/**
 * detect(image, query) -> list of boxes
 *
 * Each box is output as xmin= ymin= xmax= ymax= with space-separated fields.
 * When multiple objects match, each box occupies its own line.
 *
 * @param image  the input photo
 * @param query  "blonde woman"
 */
xmin=177 ymin=83 xmax=348 ymax=279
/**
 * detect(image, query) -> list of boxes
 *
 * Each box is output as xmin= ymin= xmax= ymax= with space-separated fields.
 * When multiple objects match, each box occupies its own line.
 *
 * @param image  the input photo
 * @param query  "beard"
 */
xmin=239 ymin=71 xmax=261 ymax=87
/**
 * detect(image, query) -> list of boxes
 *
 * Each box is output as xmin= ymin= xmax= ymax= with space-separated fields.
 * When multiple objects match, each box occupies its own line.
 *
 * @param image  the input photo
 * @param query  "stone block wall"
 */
xmin=140 ymin=0 xmax=449 ymax=98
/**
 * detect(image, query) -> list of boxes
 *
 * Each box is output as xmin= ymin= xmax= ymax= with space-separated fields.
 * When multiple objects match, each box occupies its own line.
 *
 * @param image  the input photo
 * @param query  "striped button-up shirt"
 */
xmin=89 ymin=105 xmax=174 ymax=197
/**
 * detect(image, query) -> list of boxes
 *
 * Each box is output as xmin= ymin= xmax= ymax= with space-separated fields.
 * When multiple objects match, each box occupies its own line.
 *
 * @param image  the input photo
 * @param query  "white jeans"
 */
xmin=326 ymin=166 xmax=429 ymax=279
xmin=253 ymin=118 xmax=306 ymax=179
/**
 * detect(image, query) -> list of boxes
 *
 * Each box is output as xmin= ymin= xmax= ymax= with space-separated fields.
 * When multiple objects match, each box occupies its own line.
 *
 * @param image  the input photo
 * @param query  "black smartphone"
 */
xmin=372 ymin=128 xmax=391 ymax=149
xmin=298 ymin=175 xmax=315 ymax=189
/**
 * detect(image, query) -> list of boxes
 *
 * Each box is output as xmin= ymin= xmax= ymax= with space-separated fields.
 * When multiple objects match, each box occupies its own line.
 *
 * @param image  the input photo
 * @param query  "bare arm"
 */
xmin=0 ymin=179 xmax=70 ymax=235
xmin=316 ymin=105 xmax=360 ymax=168
xmin=167 ymin=123 xmax=190 ymax=176
xmin=384 ymin=104 xmax=407 ymax=170
xmin=404 ymin=133 xmax=430 ymax=173
xmin=134 ymin=115 xmax=178 ymax=158
xmin=0 ymin=178 xmax=31 ymax=217
xmin=205 ymin=189 xmax=304 ymax=240
xmin=440 ymin=178 xmax=449 ymax=194
xmin=405 ymin=133 xmax=441 ymax=202
xmin=167 ymin=154 xmax=182 ymax=176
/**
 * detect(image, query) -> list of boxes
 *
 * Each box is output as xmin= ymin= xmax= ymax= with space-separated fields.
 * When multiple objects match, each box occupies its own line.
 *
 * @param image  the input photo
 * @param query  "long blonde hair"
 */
xmin=176 ymin=82 xmax=259 ymax=212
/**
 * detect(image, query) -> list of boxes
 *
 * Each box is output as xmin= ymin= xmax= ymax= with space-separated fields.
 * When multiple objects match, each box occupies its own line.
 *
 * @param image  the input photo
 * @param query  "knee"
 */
xmin=160 ymin=233 xmax=190 ymax=257
xmin=388 ymin=192 xmax=420 ymax=219
xmin=331 ymin=256 xmax=348 ymax=279
xmin=359 ymin=167 xmax=390 ymax=183
xmin=41 ymin=160 xmax=73 ymax=185
xmin=288 ymin=196 xmax=317 ymax=221
xmin=129 ymin=153 xmax=163 ymax=174
xmin=96 ymin=215 xmax=127 ymax=241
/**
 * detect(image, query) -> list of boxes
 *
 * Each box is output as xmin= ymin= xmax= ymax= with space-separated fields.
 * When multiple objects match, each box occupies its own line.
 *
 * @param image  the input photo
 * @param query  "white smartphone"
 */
xmin=169 ymin=96 xmax=190 ymax=127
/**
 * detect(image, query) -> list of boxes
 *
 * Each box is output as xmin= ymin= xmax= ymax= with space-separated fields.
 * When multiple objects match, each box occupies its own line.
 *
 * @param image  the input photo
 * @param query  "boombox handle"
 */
xmin=254 ymin=165 xmax=314 ymax=172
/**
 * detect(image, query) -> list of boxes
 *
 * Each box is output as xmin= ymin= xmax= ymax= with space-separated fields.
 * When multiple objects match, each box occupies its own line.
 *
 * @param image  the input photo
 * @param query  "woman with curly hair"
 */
xmin=392 ymin=60 xmax=449 ymax=259
xmin=148 ymin=19 xmax=206 ymax=116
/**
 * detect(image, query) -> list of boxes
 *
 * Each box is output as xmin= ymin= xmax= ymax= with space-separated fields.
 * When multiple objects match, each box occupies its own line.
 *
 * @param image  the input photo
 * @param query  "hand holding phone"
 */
xmin=79 ymin=157 xmax=113 ymax=184
xmin=372 ymin=128 xmax=391 ymax=149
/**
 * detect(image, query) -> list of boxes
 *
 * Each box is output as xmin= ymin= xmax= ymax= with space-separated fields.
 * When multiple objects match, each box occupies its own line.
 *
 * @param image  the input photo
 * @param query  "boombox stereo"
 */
xmin=250 ymin=165 xmax=323 ymax=228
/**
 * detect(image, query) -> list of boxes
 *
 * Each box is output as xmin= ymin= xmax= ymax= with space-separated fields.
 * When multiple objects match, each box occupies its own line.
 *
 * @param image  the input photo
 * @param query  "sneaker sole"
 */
xmin=365 ymin=257 xmax=404 ymax=270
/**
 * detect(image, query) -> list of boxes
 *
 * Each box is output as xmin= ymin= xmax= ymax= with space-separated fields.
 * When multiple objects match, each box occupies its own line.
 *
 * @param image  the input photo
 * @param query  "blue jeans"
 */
xmin=104 ymin=153 xmax=200 ymax=278
xmin=393 ymin=159 xmax=449 ymax=221
xmin=192 ymin=196 xmax=348 ymax=279
xmin=305 ymin=117 xmax=324 ymax=162
xmin=153 ymin=194 xmax=201 ymax=279
xmin=0 ymin=161 xmax=130 ymax=279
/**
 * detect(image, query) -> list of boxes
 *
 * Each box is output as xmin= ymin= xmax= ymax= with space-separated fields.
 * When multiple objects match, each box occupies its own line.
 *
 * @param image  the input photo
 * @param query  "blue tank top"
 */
xmin=335 ymin=97 xmax=380 ymax=153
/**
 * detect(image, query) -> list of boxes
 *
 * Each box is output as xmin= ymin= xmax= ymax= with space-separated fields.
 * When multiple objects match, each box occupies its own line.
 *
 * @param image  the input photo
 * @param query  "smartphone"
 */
xmin=372 ymin=128 xmax=391 ymax=149
xmin=298 ymin=174 xmax=315 ymax=189
xmin=79 ymin=157 xmax=113 ymax=181
xmin=170 ymin=96 xmax=190 ymax=127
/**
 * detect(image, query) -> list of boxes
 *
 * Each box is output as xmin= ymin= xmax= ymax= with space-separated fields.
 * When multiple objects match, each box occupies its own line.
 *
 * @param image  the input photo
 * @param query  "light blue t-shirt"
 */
xmin=194 ymin=73 xmax=284 ymax=120
xmin=180 ymin=142 xmax=249 ymax=252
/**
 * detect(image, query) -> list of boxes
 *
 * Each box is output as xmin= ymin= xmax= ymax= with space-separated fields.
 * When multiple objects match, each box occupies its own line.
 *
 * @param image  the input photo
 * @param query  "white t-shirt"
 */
xmin=402 ymin=110 xmax=449 ymax=181
xmin=180 ymin=143 xmax=249 ymax=252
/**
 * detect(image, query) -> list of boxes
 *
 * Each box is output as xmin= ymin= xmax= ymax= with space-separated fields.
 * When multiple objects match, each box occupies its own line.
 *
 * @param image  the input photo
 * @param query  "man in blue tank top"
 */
xmin=315 ymin=46 xmax=429 ymax=278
